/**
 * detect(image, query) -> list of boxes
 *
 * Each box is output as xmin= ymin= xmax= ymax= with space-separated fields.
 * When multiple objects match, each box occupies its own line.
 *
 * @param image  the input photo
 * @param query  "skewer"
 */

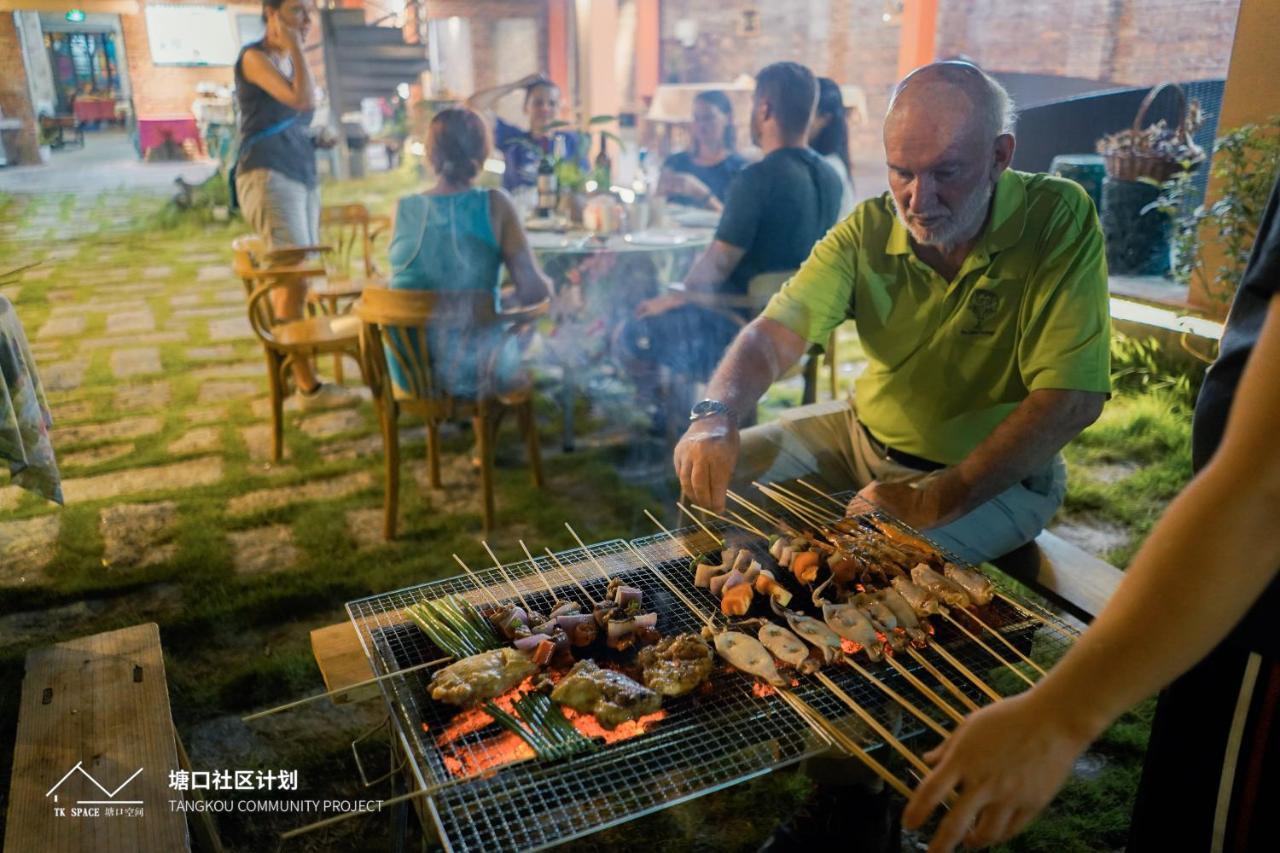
xmin=942 ymin=611 xmax=1043 ymax=683
xmin=924 ymin=641 xmax=1005 ymax=703
xmin=675 ymin=502 xmax=727 ymax=551
xmin=688 ymin=502 xmax=769 ymax=541
xmin=841 ymin=655 xmax=950 ymax=739
xmin=753 ymin=481 xmax=830 ymax=529
xmin=726 ymin=489 xmax=794 ymax=533
xmin=775 ymin=689 xmax=914 ymax=800
xmin=242 ymin=655 xmax=452 ymax=722
xmin=995 ymin=590 xmax=1069 ymax=633
xmin=813 ymin=671 xmax=933 ymax=776
xmin=643 ymin=508 xmax=700 ymax=561
xmin=906 ymin=647 xmax=981 ymax=712
xmin=518 ymin=539 xmax=567 ymax=603
xmin=728 ymin=509 xmax=772 ymax=539
xmin=881 ymin=654 xmax=966 ymax=724
xmin=543 ymin=547 xmax=598 ymax=603
xmin=481 ymin=540 xmax=531 ymax=613
xmin=623 ymin=541 xmax=716 ymax=630
xmin=761 ymin=481 xmax=838 ymax=523
xmin=563 ymin=523 xmax=614 ymax=583
xmin=452 ymin=553 xmax=502 ymax=607
xmin=797 ymin=478 xmax=848 ymax=512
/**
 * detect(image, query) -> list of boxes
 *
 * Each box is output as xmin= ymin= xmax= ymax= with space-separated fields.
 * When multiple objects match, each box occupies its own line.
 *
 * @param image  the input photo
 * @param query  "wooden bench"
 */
xmin=5 ymin=624 xmax=191 ymax=853
xmin=992 ymin=530 xmax=1123 ymax=622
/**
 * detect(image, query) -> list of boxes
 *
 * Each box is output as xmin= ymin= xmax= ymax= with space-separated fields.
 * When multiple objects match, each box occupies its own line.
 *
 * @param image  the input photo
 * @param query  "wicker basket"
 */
xmin=1099 ymin=83 xmax=1203 ymax=183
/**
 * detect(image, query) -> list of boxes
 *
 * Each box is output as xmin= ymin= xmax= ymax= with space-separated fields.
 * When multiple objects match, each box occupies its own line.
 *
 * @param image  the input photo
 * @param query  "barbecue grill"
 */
xmin=344 ymin=500 xmax=1081 ymax=852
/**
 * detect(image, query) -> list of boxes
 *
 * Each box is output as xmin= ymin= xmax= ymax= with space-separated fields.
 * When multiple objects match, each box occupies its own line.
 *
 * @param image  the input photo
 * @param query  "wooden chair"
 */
xmin=309 ymin=204 xmax=392 ymax=382
xmin=357 ymin=286 xmax=548 ymax=537
xmin=231 ymin=235 xmax=364 ymax=462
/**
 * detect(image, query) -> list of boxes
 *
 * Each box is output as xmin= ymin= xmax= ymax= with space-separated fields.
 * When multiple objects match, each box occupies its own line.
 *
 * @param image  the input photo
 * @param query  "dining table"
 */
xmin=525 ymin=209 xmax=718 ymax=450
xmin=0 ymin=295 xmax=62 ymax=505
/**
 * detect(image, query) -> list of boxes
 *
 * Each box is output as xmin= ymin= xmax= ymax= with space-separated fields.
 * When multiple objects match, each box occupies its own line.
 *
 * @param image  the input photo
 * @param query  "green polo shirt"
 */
xmin=762 ymin=169 xmax=1111 ymax=465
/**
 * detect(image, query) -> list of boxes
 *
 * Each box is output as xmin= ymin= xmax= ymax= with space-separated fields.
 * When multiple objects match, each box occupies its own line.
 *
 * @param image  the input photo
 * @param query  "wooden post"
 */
xmin=897 ymin=0 xmax=938 ymax=80
xmin=1189 ymin=0 xmax=1276 ymax=314
xmin=634 ymin=0 xmax=660 ymax=103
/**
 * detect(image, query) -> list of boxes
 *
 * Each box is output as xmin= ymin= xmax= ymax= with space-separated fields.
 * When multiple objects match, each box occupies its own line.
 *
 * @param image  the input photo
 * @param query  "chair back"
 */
xmin=357 ymin=287 xmax=500 ymax=407
xmin=230 ymin=234 xmax=323 ymax=341
xmin=320 ymin=204 xmax=389 ymax=280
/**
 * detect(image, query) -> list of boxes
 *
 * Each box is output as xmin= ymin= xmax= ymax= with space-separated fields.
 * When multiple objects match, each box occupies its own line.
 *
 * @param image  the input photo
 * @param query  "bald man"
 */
xmin=674 ymin=62 xmax=1110 ymax=565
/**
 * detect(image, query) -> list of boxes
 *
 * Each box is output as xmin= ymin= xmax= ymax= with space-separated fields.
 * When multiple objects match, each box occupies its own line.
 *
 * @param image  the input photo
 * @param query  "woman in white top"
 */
xmin=809 ymin=77 xmax=855 ymax=220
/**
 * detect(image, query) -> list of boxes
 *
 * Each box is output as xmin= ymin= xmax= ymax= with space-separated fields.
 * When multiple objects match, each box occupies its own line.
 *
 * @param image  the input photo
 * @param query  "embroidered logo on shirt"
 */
xmin=962 ymin=290 xmax=999 ymax=336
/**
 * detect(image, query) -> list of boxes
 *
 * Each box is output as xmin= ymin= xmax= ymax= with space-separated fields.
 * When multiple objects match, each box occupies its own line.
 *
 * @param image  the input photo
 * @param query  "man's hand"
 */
xmin=902 ymin=692 xmax=1091 ymax=852
xmin=854 ymin=478 xmax=965 ymax=530
xmin=659 ymin=171 xmax=715 ymax=204
xmin=634 ymin=292 xmax=688 ymax=319
xmin=674 ymin=416 xmax=740 ymax=512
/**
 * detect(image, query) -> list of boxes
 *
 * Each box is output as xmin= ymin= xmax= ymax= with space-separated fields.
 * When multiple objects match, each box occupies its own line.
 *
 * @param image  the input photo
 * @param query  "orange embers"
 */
xmin=752 ymin=682 xmax=777 ymax=699
xmin=840 ymin=639 xmax=864 ymax=656
xmin=430 ymin=671 xmax=666 ymax=778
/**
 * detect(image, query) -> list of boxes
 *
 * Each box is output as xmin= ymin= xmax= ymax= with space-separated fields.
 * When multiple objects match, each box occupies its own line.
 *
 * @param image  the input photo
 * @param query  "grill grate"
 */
xmin=347 ymin=499 xmax=1080 ymax=852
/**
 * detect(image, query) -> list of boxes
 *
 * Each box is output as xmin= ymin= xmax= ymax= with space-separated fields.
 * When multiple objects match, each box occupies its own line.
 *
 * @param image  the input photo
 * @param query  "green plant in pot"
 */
xmin=1145 ymin=115 xmax=1280 ymax=306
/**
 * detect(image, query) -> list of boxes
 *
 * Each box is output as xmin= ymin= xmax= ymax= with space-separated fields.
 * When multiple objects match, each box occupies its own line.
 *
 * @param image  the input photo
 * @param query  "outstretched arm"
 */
xmin=466 ymin=73 xmax=547 ymax=117
xmin=904 ymin=294 xmax=1280 ymax=852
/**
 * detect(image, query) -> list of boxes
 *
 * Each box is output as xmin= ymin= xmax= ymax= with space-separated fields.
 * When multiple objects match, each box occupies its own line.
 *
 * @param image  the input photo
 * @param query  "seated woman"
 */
xmin=465 ymin=73 xmax=584 ymax=192
xmin=809 ymin=77 xmax=855 ymax=219
xmin=658 ymin=90 xmax=747 ymax=211
xmin=387 ymin=107 xmax=553 ymax=400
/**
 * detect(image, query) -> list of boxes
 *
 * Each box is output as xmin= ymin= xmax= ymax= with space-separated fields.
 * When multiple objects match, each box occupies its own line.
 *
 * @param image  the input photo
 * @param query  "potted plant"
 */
xmin=1146 ymin=115 xmax=1280 ymax=307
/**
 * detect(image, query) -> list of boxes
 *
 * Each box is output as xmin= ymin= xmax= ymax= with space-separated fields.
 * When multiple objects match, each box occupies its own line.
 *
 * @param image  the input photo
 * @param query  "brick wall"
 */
xmin=120 ymin=1 xmax=269 ymax=118
xmin=936 ymin=0 xmax=1240 ymax=85
xmin=0 ymin=14 xmax=40 ymax=165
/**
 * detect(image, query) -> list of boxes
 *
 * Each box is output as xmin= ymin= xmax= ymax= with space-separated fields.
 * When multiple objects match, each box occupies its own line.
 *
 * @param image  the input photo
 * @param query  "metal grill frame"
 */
xmin=346 ymin=497 xmax=1082 ymax=852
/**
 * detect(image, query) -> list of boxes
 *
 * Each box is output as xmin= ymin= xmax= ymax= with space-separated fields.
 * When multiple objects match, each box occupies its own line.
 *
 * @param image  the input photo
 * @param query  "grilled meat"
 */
xmin=550 ymin=659 xmax=662 ymax=728
xmin=637 ymin=633 xmax=715 ymax=697
xmin=911 ymin=563 xmax=971 ymax=608
xmin=873 ymin=587 xmax=930 ymax=646
xmin=759 ymin=623 xmax=818 ymax=673
xmin=891 ymin=576 xmax=942 ymax=615
xmin=429 ymin=648 xmax=537 ymax=708
xmin=822 ymin=602 xmax=884 ymax=661
xmin=712 ymin=631 xmax=786 ymax=686
xmin=943 ymin=563 xmax=995 ymax=605
xmin=785 ymin=613 xmax=843 ymax=663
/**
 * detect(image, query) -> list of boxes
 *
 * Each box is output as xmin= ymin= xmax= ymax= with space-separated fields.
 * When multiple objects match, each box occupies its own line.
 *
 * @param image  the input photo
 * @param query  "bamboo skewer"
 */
xmin=624 ymin=540 xmax=717 ymax=630
xmin=242 ymin=655 xmax=452 ymax=722
xmin=564 ymin=523 xmax=614 ymax=583
xmin=776 ymin=689 xmax=914 ymax=800
xmin=675 ymin=503 xmax=727 ymax=550
xmin=906 ymin=647 xmax=982 ymax=712
xmin=452 ymin=553 xmax=502 ymax=607
xmin=761 ymin=481 xmax=838 ymax=523
xmin=881 ymin=654 xmax=967 ymax=724
xmin=754 ymin=481 xmax=830 ymax=529
xmin=841 ymin=655 xmax=950 ymax=739
xmin=482 ymin=541 xmax=532 ymax=613
xmin=687 ymin=502 xmax=769 ymax=541
xmin=543 ymin=547 xmax=598 ymax=603
xmin=728 ymin=509 xmax=771 ymax=539
xmin=643 ymin=508 xmax=700 ymax=562
xmin=726 ymin=489 xmax=794 ymax=533
xmin=924 ymin=642 xmax=1005 ymax=703
xmin=996 ymin=590 xmax=1069 ymax=633
xmin=943 ymin=612 xmax=1043 ymax=684
xmin=813 ymin=671 xmax=933 ymax=776
xmin=518 ymin=539 xmax=575 ymax=606
xmin=797 ymin=478 xmax=848 ymax=512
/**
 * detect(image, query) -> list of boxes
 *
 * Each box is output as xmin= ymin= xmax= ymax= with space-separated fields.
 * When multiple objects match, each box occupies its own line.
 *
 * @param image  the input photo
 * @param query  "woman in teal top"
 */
xmin=387 ymin=107 xmax=552 ymax=399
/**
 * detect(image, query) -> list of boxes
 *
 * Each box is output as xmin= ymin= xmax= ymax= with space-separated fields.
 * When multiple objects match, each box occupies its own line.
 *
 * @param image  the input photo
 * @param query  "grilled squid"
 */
xmin=712 ymin=631 xmax=786 ymax=686
xmin=758 ymin=624 xmax=818 ymax=673
xmin=873 ymin=587 xmax=930 ymax=647
xmin=785 ymin=613 xmax=843 ymax=664
xmin=891 ymin=576 xmax=942 ymax=615
xmin=822 ymin=603 xmax=884 ymax=661
xmin=943 ymin=563 xmax=995 ymax=605
xmin=911 ymin=563 xmax=971 ymax=608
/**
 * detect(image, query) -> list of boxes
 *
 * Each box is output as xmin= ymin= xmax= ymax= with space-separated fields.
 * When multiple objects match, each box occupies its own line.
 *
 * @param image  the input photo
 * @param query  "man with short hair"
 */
xmin=674 ymin=61 xmax=1111 ymax=566
xmin=619 ymin=62 xmax=842 ymax=396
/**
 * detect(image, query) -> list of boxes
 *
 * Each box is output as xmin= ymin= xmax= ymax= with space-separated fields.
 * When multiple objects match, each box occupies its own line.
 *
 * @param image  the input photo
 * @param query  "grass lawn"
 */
xmin=0 ymin=176 xmax=1200 ymax=852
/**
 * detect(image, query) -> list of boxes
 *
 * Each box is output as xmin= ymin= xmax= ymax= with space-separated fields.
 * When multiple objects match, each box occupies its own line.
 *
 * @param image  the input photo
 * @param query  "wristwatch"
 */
xmin=689 ymin=399 xmax=730 ymax=422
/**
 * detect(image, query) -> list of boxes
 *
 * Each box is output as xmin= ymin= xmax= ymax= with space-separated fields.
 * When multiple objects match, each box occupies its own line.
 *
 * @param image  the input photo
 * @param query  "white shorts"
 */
xmin=236 ymin=168 xmax=320 ymax=250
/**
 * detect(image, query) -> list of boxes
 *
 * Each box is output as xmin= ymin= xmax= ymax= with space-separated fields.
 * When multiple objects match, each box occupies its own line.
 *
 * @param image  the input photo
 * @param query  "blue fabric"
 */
xmin=494 ymin=118 xmax=583 ymax=190
xmin=386 ymin=189 xmax=519 ymax=399
xmin=234 ymin=42 xmax=316 ymax=188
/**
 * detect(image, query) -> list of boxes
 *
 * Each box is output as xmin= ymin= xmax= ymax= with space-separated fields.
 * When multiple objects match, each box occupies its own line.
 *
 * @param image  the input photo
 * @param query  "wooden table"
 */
xmin=4 ymin=624 xmax=191 ymax=853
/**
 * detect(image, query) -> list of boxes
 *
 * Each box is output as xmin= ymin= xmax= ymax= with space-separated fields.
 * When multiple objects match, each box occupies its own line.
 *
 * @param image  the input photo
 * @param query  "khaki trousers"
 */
xmin=734 ymin=399 xmax=1066 ymax=564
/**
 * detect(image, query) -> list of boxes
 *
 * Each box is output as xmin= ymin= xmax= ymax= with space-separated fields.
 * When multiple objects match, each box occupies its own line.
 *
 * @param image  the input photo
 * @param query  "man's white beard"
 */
xmin=895 ymin=175 xmax=995 ymax=252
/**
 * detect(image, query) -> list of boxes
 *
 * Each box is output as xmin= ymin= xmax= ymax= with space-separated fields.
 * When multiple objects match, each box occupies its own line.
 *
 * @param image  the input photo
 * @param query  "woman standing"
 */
xmin=386 ymin=107 xmax=552 ymax=399
xmin=234 ymin=0 xmax=331 ymax=395
xmin=809 ymin=77 xmax=855 ymax=219
xmin=658 ymin=90 xmax=747 ymax=211
xmin=466 ymin=74 xmax=583 ymax=192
